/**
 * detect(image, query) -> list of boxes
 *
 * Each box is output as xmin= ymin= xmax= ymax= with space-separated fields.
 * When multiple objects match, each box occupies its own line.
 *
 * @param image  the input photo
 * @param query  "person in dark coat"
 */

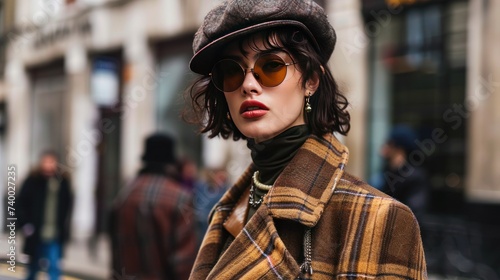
xmin=17 ymin=151 xmax=73 ymax=280
xmin=380 ymin=125 xmax=430 ymax=221
xmin=110 ymin=133 xmax=197 ymax=280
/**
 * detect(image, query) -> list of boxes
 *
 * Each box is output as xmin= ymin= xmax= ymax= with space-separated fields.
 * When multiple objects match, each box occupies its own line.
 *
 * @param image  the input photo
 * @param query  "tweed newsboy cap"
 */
xmin=190 ymin=0 xmax=336 ymax=75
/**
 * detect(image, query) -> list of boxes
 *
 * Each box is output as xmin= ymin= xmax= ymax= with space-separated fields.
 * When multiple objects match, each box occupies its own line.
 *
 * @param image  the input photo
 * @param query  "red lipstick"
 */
xmin=239 ymin=100 xmax=269 ymax=119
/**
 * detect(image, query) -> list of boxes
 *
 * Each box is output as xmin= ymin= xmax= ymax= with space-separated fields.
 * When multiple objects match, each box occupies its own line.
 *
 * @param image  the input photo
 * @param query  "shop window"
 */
xmin=29 ymin=63 xmax=67 ymax=165
xmin=366 ymin=1 xmax=468 ymax=212
xmin=155 ymin=37 xmax=201 ymax=164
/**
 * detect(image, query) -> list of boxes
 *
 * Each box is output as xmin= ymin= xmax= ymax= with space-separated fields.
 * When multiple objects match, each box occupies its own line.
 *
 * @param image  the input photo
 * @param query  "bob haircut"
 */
xmin=186 ymin=27 xmax=350 ymax=140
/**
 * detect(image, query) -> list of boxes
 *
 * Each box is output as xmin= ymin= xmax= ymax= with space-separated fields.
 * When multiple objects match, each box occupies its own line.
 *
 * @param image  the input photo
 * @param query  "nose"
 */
xmin=241 ymin=68 xmax=262 ymax=95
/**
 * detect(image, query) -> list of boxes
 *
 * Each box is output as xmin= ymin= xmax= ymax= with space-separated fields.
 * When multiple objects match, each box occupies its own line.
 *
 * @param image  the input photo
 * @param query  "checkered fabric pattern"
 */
xmin=190 ymin=134 xmax=427 ymax=279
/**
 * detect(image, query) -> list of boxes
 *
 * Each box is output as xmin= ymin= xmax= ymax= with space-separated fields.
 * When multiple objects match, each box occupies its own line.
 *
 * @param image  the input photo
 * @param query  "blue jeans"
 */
xmin=27 ymin=240 xmax=61 ymax=280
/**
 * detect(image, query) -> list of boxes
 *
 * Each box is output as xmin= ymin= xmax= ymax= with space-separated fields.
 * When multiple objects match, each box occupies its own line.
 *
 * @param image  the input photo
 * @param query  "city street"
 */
xmin=0 ymin=234 xmax=109 ymax=280
xmin=0 ymin=0 xmax=499 ymax=279
xmin=0 ymin=263 xmax=83 ymax=280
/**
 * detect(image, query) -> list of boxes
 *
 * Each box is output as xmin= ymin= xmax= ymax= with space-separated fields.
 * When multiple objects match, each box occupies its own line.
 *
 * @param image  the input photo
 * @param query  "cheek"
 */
xmin=275 ymin=96 xmax=302 ymax=114
xmin=266 ymin=94 xmax=304 ymax=126
xmin=277 ymin=87 xmax=305 ymax=112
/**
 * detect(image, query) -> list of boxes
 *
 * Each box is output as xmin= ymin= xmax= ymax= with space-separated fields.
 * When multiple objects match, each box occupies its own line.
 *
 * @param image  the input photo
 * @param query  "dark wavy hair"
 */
xmin=185 ymin=27 xmax=350 ymax=140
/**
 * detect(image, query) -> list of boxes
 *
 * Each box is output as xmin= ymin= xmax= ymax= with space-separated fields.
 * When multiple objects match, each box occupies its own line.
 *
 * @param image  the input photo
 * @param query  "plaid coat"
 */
xmin=110 ymin=174 xmax=197 ymax=280
xmin=190 ymin=134 xmax=427 ymax=279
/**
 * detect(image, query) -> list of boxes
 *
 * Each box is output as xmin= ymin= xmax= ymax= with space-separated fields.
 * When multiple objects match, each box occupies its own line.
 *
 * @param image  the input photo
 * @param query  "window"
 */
xmin=155 ymin=37 xmax=202 ymax=164
xmin=366 ymin=1 xmax=468 ymax=213
xmin=30 ymin=62 xmax=67 ymax=165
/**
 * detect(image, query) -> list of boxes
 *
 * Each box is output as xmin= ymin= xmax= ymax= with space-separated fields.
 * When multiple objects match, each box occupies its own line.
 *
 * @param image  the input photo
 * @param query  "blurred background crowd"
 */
xmin=0 ymin=0 xmax=499 ymax=279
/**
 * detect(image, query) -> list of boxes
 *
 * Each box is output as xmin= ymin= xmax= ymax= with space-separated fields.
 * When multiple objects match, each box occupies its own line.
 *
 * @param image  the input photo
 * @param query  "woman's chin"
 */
xmin=242 ymin=130 xmax=276 ymax=143
xmin=236 ymin=119 xmax=287 ymax=142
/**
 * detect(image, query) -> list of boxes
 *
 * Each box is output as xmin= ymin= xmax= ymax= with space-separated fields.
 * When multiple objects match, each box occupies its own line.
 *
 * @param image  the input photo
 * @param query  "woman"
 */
xmin=186 ymin=0 xmax=427 ymax=279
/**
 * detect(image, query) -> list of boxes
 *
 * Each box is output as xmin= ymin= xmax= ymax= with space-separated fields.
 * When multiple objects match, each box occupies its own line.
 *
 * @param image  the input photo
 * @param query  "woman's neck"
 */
xmin=248 ymin=125 xmax=310 ymax=185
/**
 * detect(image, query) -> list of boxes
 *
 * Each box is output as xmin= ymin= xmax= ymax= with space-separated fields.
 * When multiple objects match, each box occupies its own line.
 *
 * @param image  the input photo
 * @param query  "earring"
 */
xmin=305 ymin=92 xmax=312 ymax=113
xmin=227 ymin=112 xmax=232 ymax=120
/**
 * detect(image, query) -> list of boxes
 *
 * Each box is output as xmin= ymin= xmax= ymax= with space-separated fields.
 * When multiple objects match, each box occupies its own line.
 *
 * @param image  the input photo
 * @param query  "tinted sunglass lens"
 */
xmin=255 ymin=54 xmax=287 ymax=87
xmin=212 ymin=60 xmax=244 ymax=92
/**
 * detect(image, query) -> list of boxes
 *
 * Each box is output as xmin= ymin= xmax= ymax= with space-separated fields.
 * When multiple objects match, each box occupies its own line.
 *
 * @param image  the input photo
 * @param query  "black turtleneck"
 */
xmin=247 ymin=125 xmax=310 ymax=185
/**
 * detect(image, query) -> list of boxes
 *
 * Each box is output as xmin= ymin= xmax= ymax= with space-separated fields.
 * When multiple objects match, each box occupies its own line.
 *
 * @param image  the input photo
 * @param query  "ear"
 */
xmin=305 ymin=71 xmax=321 ymax=96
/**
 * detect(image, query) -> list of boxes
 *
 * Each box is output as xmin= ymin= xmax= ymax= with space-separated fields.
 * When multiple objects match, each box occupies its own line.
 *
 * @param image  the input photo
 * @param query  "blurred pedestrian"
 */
xmin=17 ymin=150 xmax=73 ymax=280
xmin=185 ymin=0 xmax=427 ymax=279
xmin=380 ymin=124 xmax=430 ymax=221
xmin=109 ymin=133 xmax=197 ymax=280
xmin=178 ymin=158 xmax=199 ymax=192
xmin=193 ymin=168 xmax=229 ymax=247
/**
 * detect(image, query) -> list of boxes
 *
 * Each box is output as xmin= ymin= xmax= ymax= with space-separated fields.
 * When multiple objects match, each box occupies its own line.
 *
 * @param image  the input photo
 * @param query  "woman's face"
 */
xmin=221 ymin=36 xmax=314 ymax=143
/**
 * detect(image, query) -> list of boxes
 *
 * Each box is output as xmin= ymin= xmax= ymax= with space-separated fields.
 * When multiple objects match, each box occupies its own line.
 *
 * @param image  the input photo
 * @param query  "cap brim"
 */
xmin=189 ymin=20 xmax=320 ymax=75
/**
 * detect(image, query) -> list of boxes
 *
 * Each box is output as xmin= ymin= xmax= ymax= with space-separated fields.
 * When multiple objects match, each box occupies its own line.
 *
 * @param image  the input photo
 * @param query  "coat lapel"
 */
xmin=266 ymin=134 xmax=349 ymax=227
xmin=207 ymin=203 xmax=301 ymax=279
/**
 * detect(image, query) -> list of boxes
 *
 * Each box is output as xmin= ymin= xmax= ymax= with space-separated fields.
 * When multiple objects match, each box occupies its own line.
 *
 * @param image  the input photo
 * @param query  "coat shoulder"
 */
xmin=334 ymin=172 xmax=418 ymax=219
xmin=320 ymin=172 xmax=427 ymax=278
xmin=129 ymin=174 xmax=192 ymax=207
xmin=338 ymin=172 xmax=392 ymax=198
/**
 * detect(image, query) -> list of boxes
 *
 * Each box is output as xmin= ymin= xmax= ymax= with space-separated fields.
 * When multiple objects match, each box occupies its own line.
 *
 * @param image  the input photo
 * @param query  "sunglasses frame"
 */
xmin=209 ymin=53 xmax=297 ymax=92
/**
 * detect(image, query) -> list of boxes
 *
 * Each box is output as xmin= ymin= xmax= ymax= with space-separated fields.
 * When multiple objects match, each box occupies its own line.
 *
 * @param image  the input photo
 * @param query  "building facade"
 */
xmin=1 ymin=0 xmax=237 ymax=239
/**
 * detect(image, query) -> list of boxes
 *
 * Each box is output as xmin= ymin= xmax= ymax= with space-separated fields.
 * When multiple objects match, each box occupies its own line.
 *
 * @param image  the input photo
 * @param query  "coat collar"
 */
xmin=265 ymin=133 xmax=349 ymax=227
xmin=214 ymin=133 xmax=349 ymax=228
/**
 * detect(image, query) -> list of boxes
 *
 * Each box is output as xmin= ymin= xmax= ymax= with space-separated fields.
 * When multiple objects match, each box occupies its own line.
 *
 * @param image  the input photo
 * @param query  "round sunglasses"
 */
xmin=210 ymin=53 xmax=297 ymax=92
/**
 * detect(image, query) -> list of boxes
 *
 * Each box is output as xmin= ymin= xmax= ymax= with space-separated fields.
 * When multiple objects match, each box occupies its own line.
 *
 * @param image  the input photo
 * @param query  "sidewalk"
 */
xmin=1 ymin=233 xmax=110 ymax=280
